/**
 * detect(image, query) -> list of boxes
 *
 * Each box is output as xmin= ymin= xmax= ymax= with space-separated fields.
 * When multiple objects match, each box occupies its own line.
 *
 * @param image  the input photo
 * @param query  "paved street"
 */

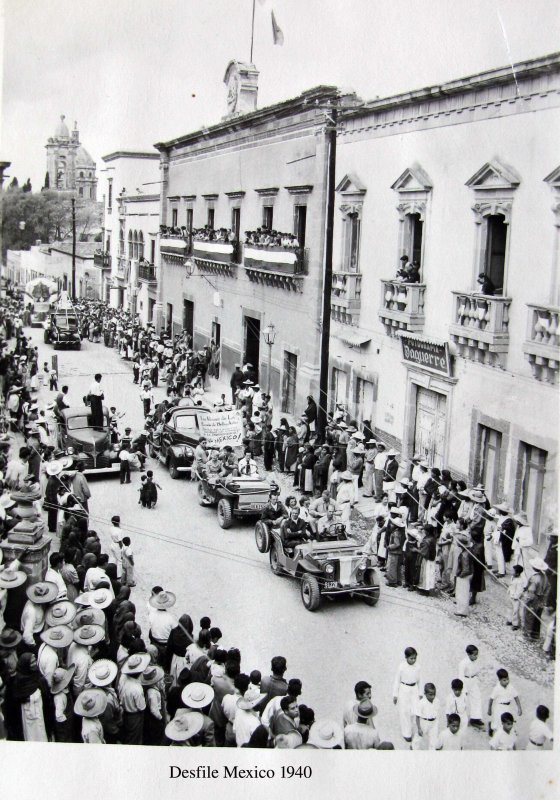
xmin=28 ymin=328 xmax=553 ymax=750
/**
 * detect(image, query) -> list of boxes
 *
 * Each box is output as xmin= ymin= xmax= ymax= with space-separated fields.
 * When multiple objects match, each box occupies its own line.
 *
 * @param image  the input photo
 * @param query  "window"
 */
xmin=405 ymin=213 xmax=423 ymax=268
xmin=106 ymin=235 xmax=111 ymax=253
xmin=174 ymin=414 xmax=198 ymax=432
xmin=282 ymin=352 xmax=298 ymax=415
xmin=171 ymin=208 xmax=178 ymax=228
xmin=231 ymin=207 xmax=240 ymax=240
xmin=186 ymin=208 xmax=193 ymax=234
xmin=483 ymin=214 xmax=507 ymax=291
xmin=78 ymin=187 xmax=84 ymax=197
xmin=331 ymin=367 xmax=348 ymax=411
xmin=128 ymin=231 xmax=133 ymax=258
xmin=138 ymin=232 xmax=144 ymax=261
xmin=133 ymin=231 xmax=138 ymax=259
xmin=477 ymin=426 xmax=502 ymax=503
xmin=518 ymin=443 xmax=547 ymax=540
xmin=355 ymin=378 xmax=375 ymax=424
xmin=79 ymin=172 xmax=84 ymax=178
xmin=119 ymin=223 xmax=124 ymax=255
xmin=108 ymin=181 xmax=113 ymax=210
xmin=150 ymin=239 xmax=155 ymax=263
xmin=207 ymin=208 xmax=215 ymax=229
xmin=294 ymin=205 xmax=307 ymax=249
xmin=262 ymin=206 xmax=273 ymax=230
xmin=342 ymin=213 xmax=361 ymax=272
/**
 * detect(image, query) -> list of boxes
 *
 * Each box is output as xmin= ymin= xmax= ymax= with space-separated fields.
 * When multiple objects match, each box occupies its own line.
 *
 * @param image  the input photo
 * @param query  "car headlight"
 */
xmin=325 ymin=563 xmax=335 ymax=575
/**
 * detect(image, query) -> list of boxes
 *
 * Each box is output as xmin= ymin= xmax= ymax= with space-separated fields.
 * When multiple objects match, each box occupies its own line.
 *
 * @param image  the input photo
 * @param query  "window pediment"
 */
xmin=544 ymin=165 xmax=560 ymax=188
xmin=466 ymin=159 xmax=521 ymax=191
xmin=336 ymin=173 xmax=366 ymax=197
xmin=391 ymin=165 xmax=432 ymax=193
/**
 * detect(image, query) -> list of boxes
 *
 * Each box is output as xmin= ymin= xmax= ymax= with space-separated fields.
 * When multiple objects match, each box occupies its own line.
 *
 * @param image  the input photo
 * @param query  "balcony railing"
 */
xmin=523 ymin=303 xmax=560 ymax=383
xmin=379 ymin=280 xmax=426 ymax=335
xmin=160 ymin=234 xmax=191 ymax=260
xmin=138 ymin=262 xmax=157 ymax=283
xmin=93 ymin=251 xmax=111 ymax=269
xmin=243 ymin=244 xmax=305 ymax=274
xmin=192 ymin=240 xmax=240 ymax=276
xmin=331 ymin=271 xmax=362 ymax=325
xmin=449 ymin=291 xmax=511 ymax=367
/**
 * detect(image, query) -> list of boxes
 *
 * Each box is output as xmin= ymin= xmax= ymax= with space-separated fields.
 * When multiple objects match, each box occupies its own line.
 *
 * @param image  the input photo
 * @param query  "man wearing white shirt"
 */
xmin=45 ymin=553 xmax=67 ymax=601
xmin=373 ymin=443 xmax=387 ymax=501
xmin=88 ymin=373 xmax=104 ymax=428
xmin=237 ymin=451 xmax=258 ymax=476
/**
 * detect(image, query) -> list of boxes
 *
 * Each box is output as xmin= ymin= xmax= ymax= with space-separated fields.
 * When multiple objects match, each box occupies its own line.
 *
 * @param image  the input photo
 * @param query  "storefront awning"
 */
xmin=335 ymin=329 xmax=371 ymax=348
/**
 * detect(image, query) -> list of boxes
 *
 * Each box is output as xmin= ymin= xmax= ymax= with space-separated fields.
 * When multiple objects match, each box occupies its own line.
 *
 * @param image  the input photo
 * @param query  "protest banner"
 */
xmin=198 ymin=409 xmax=244 ymax=447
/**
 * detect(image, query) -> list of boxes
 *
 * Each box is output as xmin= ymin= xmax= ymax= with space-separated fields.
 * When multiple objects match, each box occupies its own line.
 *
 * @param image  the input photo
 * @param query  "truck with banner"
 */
xmin=24 ymin=277 xmax=59 ymax=326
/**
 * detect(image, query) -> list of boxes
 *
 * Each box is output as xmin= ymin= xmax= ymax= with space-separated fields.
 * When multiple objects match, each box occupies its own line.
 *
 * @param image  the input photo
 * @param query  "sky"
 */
xmin=0 ymin=0 xmax=558 ymax=189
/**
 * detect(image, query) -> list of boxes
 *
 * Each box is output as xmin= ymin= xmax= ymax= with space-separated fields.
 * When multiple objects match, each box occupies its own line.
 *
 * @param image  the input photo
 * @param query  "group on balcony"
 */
xmin=245 ymin=228 xmax=300 ymax=250
xmin=159 ymin=225 xmax=190 ymax=239
xmin=193 ymin=226 xmax=237 ymax=243
xmin=395 ymin=255 xmax=421 ymax=284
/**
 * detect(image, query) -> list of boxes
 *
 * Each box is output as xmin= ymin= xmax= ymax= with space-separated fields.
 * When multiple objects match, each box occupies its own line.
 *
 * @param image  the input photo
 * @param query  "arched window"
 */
xmin=139 ymin=232 xmax=144 ymax=260
xmin=78 ymin=187 xmax=84 ymax=197
xmin=79 ymin=171 xmax=84 ymax=178
xmin=133 ymin=231 xmax=139 ymax=259
xmin=128 ymin=231 xmax=133 ymax=258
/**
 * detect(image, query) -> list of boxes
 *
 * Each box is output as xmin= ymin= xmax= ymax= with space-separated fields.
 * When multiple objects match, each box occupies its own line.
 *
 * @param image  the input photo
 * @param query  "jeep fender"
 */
xmin=296 ymin=557 xmax=323 ymax=576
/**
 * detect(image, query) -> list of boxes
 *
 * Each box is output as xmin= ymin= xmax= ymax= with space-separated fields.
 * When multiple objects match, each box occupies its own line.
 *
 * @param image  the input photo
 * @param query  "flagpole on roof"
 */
xmin=250 ymin=0 xmax=256 ymax=63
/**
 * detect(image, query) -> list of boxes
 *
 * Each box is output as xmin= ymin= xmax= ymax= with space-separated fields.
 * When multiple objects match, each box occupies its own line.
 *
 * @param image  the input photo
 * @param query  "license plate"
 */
xmin=248 ymin=503 xmax=265 ymax=510
xmin=324 ymin=581 xmax=338 ymax=589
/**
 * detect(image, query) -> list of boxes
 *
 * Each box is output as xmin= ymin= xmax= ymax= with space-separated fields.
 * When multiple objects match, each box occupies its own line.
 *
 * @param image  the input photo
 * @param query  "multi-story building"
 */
xmin=154 ymin=60 xmax=349 ymax=413
xmin=98 ymin=151 xmax=161 ymax=313
xmin=330 ymin=53 xmax=560 ymax=541
xmin=6 ymin=243 xmax=99 ymax=299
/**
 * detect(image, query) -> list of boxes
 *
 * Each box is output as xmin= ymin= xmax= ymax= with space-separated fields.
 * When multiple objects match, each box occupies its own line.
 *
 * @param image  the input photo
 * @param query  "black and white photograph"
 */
xmin=0 ymin=1 xmax=558 ymax=797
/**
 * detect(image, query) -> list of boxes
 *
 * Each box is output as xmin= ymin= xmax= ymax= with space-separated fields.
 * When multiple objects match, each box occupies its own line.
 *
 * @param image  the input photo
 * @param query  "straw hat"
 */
xmin=73 ymin=624 xmax=105 ymax=646
xmin=0 ymin=495 xmax=16 ymax=510
xmin=494 ymin=502 xmax=512 ymax=514
xmin=148 ymin=590 xmax=176 ymax=610
xmin=339 ymin=471 xmax=353 ymax=481
xmin=75 ymin=592 xmax=94 ymax=606
xmin=513 ymin=511 xmax=530 ymax=526
xmin=351 ymin=432 xmax=365 ymax=440
xmin=236 ymin=685 xmax=267 ymax=710
xmin=307 ymin=719 xmax=344 ymax=749
xmin=74 ymin=689 xmax=108 ymax=718
xmin=122 ymin=652 xmax=151 ymax=675
xmin=165 ymin=712 xmax=204 ymax=742
xmin=468 ymin=489 xmax=486 ymax=503
xmin=59 ymin=456 xmax=75 ymax=470
xmin=529 ymin=557 xmax=549 ymax=572
xmin=0 ymin=628 xmax=22 ymax=649
xmin=0 ymin=568 xmax=27 ymax=590
xmin=352 ymin=444 xmax=365 ymax=454
xmin=392 ymin=518 xmax=405 ymax=528
xmin=40 ymin=624 xmax=74 ymax=648
xmin=51 ymin=664 xmax=76 ymax=695
xmin=275 ymin=731 xmax=304 ymax=748
xmin=88 ymin=659 xmax=118 ymax=687
xmin=386 ymin=450 xmax=399 ymax=458
xmin=74 ymin=607 xmax=105 ymax=627
xmin=46 ymin=461 xmax=63 ymax=476
xmin=26 ymin=581 xmax=59 ymax=604
xmin=87 ymin=588 xmax=112 ymax=610
xmin=45 ymin=600 xmax=76 ymax=627
xmin=181 ymin=682 xmax=215 ymax=709
xmin=140 ymin=665 xmax=165 ymax=687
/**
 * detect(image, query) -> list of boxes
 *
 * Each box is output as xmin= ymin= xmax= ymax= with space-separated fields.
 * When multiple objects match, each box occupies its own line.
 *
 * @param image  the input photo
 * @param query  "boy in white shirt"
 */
xmin=445 ymin=678 xmax=468 ymax=733
xmin=507 ymin=565 xmax=527 ymax=631
xmin=392 ymin=646 xmax=422 ymax=744
xmin=436 ymin=714 xmax=463 ymax=750
xmin=526 ymin=705 xmax=553 ymax=750
xmin=489 ymin=712 xmax=517 ymax=750
xmin=488 ymin=668 xmax=522 ymax=736
xmin=458 ymin=644 xmax=484 ymax=728
xmin=412 ymin=682 xmax=440 ymax=750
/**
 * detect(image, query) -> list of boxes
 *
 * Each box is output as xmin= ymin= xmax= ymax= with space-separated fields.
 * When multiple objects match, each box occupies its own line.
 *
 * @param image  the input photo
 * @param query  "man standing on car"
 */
xmin=88 ymin=373 xmax=104 ymax=429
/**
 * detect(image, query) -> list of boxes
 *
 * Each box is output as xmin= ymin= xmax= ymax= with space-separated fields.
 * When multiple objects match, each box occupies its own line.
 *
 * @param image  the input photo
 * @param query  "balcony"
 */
xmin=449 ymin=292 xmax=511 ymax=367
xmin=93 ymin=251 xmax=111 ymax=270
xmin=331 ymin=271 xmax=362 ymax=325
xmin=244 ymin=246 xmax=307 ymax=291
xmin=160 ymin=234 xmax=191 ymax=263
xmin=379 ymin=280 xmax=426 ymax=336
xmin=138 ymin=262 xmax=157 ymax=284
xmin=523 ymin=303 xmax=560 ymax=383
xmin=193 ymin=240 xmax=240 ymax=277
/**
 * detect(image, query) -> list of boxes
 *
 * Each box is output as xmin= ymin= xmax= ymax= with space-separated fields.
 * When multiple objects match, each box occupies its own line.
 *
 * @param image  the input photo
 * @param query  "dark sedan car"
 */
xmin=57 ymin=406 xmax=120 ymax=475
xmin=149 ymin=405 xmax=211 ymax=478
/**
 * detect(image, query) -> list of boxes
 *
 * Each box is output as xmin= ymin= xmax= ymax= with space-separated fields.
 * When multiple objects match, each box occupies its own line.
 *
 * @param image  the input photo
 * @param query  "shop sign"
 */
xmin=401 ymin=334 xmax=452 ymax=377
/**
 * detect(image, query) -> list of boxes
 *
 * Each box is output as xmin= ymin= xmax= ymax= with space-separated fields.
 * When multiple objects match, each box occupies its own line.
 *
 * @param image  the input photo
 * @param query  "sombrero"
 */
xmin=236 ymin=686 xmax=267 ymax=710
xmin=140 ymin=665 xmax=165 ymax=687
xmin=148 ymin=590 xmax=176 ymax=610
xmin=74 ymin=689 xmax=108 ymax=718
xmin=46 ymin=461 xmax=63 ymax=476
xmin=88 ymin=659 xmax=118 ymax=687
xmin=74 ymin=607 xmax=105 ymax=627
xmin=0 ymin=568 xmax=27 ymax=590
xmin=88 ymin=588 xmax=112 ymax=610
xmin=308 ymin=719 xmax=344 ymax=749
xmin=74 ymin=592 xmax=93 ymax=607
xmin=529 ymin=557 xmax=549 ymax=572
xmin=40 ymin=624 xmax=74 ymax=648
xmin=26 ymin=581 xmax=58 ymax=604
xmin=51 ymin=664 xmax=76 ymax=695
xmin=494 ymin=502 xmax=512 ymax=514
xmin=513 ymin=511 xmax=530 ymax=526
xmin=0 ymin=495 xmax=16 ymax=510
xmin=73 ymin=624 xmax=105 ymax=646
xmin=122 ymin=652 xmax=151 ymax=675
xmin=181 ymin=682 xmax=214 ymax=709
xmin=45 ymin=601 xmax=76 ymax=627
xmin=0 ymin=628 xmax=22 ymax=648
xmin=165 ymin=711 xmax=204 ymax=742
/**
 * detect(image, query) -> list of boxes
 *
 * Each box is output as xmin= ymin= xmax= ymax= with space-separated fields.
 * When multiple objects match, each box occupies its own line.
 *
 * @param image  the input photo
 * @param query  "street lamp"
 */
xmin=263 ymin=322 xmax=276 ymax=396
xmin=184 ymin=257 xmax=195 ymax=277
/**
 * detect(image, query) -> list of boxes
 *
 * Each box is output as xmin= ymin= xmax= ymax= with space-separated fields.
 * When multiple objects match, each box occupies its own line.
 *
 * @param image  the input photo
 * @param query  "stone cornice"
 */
xmin=255 ymin=187 xmax=279 ymax=197
xmin=225 ymin=191 xmax=246 ymax=198
xmin=102 ymin=151 xmax=160 ymax=162
xmin=202 ymin=193 xmax=219 ymax=201
xmin=285 ymin=185 xmax=313 ymax=194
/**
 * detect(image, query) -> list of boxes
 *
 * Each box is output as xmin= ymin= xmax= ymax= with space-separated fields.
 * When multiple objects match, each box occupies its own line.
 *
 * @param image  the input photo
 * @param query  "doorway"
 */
xmin=332 ymin=367 xmax=348 ymax=412
xmin=183 ymin=300 xmax=194 ymax=340
xmin=413 ymin=387 xmax=447 ymax=468
xmin=485 ymin=214 xmax=507 ymax=292
xmin=282 ymin=351 xmax=298 ymax=414
xmin=211 ymin=321 xmax=221 ymax=380
xmin=243 ymin=315 xmax=260 ymax=378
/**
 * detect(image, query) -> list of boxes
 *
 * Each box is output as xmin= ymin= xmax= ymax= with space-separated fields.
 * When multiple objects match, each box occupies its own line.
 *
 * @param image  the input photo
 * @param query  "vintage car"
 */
xmin=255 ymin=521 xmax=381 ymax=611
xmin=56 ymin=406 xmax=120 ymax=476
xmin=148 ymin=405 xmax=211 ymax=479
xmin=44 ymin=310 xmax=81 ymax=350
xmin=197 ymin=474 xmax=271 ymax=529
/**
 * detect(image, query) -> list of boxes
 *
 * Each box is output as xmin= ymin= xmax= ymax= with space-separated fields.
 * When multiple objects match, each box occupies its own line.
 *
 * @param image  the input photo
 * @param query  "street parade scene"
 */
xmin=0 ymin=3 xmax=558 ymax=797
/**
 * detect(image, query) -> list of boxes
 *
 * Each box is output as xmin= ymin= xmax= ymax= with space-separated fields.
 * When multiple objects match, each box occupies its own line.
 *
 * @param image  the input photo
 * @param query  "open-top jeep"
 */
xmin=255 ymin=521 xmax=380 ymax=611
xmin=197 ymin=474 xmax=271 ymax=529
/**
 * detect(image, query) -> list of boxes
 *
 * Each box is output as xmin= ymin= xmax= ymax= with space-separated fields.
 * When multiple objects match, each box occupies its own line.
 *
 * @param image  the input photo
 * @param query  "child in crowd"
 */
xmin=436 ymin=713 xmax=463 ymax=750
xmin=458 ymin=644 xmax=484 ymax=728
xmin=138 ymin=474 xmax=147 ymax=504
xmin=121 ymin=536 xmax=135 ymax=587
xmin=507 ymin=565 xmax=527 ymax=631
xmin=489 ymin=712 xmax=517 ymax=750
xmin=445 ymin=678 xmax=468 ymax=732
xmin=393 ymin=647 xmax=422 ymax=744
xmin=413 ymin=682 xmax=440 ymax=750
xmin=140 ymin=470 xmax=161 ymax=509
xmin=526 ymin=705 xmax=553 ymax=750
xmin=488 ymin=669 xmax=522 ymax=736
xmin=49 ymin=367 xmax=58 ymax=391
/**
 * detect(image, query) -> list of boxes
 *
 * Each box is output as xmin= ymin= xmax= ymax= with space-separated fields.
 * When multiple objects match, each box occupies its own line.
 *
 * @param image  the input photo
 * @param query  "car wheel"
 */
xmin=198 ymin=481 xmax=209 ymax=506
xmin=362 ymin=569 xmax=380 ymax=606
xmin=217 ymin=499 xmax=233 ymax=529
xmin=168 ymin=457 xmax=180 ymax=480
xmin=269 ymin=543 xmax=282 ymax=575
xmin=255 ymin=521 xmax=270 ymax=553
xmin=301 ymin=573 xmax=321 ymax=611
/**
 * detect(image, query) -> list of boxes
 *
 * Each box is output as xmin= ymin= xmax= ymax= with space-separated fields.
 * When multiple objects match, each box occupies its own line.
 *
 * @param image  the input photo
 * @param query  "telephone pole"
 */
xmin=71 ymin=197 xmax=76 ymax=301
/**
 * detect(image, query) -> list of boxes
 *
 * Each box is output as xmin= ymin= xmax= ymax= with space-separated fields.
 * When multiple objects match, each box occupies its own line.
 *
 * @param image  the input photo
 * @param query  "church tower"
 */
xmin=45 ymin=115 xmax=98 ymax=199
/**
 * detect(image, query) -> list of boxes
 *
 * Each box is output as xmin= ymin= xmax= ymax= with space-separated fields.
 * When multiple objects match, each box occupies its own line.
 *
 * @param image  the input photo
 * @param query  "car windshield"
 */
xmin=55 ymin=315 xmax=78 ymax=329
xmin=174 ymin=414 xmax=198 ymax=432
xmin=67 ymin=414 xmax=108 ymax=431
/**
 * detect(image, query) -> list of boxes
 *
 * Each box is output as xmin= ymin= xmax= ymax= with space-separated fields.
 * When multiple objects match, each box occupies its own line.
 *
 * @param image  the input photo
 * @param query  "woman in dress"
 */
xmin=417 ymin=526 xmax=437 ymax=593
xmin=469 ymin=530 xmax=486 ymax=606
xmin=165 ymin=614 xmax=194 ymax=688
xmin=454 ymin=534 xmax=473 ymax=617
xmin=284 ymin=427 xmax=299 ymax=473
xmin=4 ymin=652 xmax=55 ymax=741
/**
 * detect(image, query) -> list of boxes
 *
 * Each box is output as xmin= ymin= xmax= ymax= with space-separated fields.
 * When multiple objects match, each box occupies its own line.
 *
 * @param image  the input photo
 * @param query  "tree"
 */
xmin=7 ymin=177 xmax=18 ymax=190
xmin=22 ymin=178 xmax=32 ymax=193
xmin=43 ymin=171 xmax=50 ymax=190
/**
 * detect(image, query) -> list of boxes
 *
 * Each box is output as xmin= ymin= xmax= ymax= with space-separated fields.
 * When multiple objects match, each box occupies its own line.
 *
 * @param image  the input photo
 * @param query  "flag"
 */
xmin=271 ymin=10 xmax=284 ymax=45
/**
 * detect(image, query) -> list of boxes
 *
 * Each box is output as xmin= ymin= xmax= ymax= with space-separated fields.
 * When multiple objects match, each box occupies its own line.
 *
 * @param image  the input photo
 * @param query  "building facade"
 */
xmin=330 ymin=53 xmax=560 ymax=542
xmin=6 ymin=243 xmax=99 ymax=299
xmin=46 ymin=115 xmax=98 ymax=199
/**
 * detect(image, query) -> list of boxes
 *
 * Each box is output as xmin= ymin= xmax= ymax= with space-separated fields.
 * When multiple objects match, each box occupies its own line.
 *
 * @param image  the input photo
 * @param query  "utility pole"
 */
xmin=317 ymin=106 xmax=337 ymax=441
xmin=71 ymin=197 xmax=76 ymax=301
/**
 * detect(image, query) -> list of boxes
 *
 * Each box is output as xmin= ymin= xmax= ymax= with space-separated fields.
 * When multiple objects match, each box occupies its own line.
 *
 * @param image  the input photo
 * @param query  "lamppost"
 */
xmin=263 ymin=322 xmax=276 ymax=397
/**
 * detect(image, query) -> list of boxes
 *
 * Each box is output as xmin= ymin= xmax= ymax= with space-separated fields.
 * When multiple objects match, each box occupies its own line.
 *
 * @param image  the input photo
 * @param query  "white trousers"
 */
xmin=397 ymin=686 xmax=417 ymax=740
xmin=411 ymin=718 xmax=438 ymax=750
xmin=464 ymin=677 xmax=482 ymax=720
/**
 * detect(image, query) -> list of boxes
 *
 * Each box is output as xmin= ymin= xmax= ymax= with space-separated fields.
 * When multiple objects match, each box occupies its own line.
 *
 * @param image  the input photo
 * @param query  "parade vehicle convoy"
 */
xmin=24 ymin=277 xmax=59 ymax=327
xmin=255 ymin=521 xmax=381 ymax=611
xmin=148 ymin=405 xmax=212 ymax=479
xmin=43 ymin=309 xmax=82 ymax=349
xmin=56 ymin=406 xmax=121 ymax=476
xmin=198 ymin=474 xmax=271 ymax=529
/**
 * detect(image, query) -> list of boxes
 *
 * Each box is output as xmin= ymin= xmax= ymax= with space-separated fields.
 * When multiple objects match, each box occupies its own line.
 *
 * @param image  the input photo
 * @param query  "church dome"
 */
xmin=55 ymin=114 xmax=70 ymax=139
xmin=76 ymin=145 xmax=95 ymax=167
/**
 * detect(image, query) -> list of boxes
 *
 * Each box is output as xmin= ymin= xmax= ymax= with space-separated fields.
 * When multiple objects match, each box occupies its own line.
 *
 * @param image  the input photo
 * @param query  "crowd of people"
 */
xmin=244 ymin=228 xmax=300 ymax=249
xmin=0 ymin=287 xmax=555 ymax=749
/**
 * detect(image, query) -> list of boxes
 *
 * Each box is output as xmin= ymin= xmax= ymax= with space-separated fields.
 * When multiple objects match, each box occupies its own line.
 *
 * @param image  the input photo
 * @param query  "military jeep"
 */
xmin=197 ymin=474 xmax=271 ymax=529
xmin=255 ymin=521 xmax=380 ymax=611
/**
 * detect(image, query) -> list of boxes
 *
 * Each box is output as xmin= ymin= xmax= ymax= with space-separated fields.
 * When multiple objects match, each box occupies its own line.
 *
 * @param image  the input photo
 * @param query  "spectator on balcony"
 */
xmin=403 ymin=261 xmax=421 ymax=284
xmin=476 ymin=273 xmax=495 ymax=296
xmin=396 ymin=255 xmax=410 ymax=281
